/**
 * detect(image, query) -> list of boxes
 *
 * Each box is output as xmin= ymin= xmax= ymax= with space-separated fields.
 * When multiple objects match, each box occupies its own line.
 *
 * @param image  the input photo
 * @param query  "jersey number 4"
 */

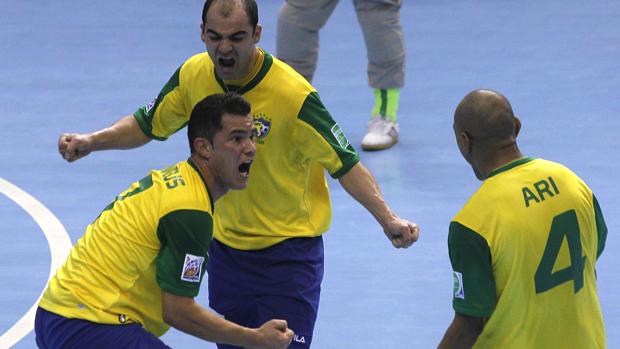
xmin=534 ymin=209 xmax=586 ymax=294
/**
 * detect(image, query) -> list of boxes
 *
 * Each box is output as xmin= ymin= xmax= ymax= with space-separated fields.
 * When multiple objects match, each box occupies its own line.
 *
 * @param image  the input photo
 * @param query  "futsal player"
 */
xmin=36 ymin=93 xmax=293 ymax=349
xmin=438 ymin=89 xmax=607 ymax=348
xmin=56 ymin=0 xmax=420 ymax=347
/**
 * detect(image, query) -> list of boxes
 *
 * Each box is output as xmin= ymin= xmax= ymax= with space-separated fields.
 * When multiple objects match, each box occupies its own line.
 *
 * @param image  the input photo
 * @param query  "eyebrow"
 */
xmin=206 ymin=29 xmax=247 ymax=38
xmin=228 ymin=128 xmax=252 ymax=136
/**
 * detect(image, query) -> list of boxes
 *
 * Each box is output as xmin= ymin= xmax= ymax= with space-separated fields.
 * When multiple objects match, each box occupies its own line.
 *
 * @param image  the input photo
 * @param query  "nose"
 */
xmin=218 ymin=39 xmax=233 ymax=55
xmin=244 ymin=138 xmax=256 ymax=157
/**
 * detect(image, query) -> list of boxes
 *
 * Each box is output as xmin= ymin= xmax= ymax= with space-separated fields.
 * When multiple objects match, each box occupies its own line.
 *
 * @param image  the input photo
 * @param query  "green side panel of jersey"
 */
xmin=593 ymin=195 xmax=607 ymax=259
xmin=156 ymin=209 xmax=213 ymax=298
xmin=134 ymin=65 xmax=182 ymax=141
xmin=448 ymin=221 xmax=496 ymax=317
xmin=298 ymin=92 xmax=360 ymax=178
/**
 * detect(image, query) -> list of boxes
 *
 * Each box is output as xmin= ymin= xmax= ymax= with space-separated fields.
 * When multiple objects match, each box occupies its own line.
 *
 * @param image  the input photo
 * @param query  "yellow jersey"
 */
xmin=449 ymin=157 xmax=607 ymax=348
xmin=39 ymin=159 xmax=214 ymax=336
xmin=134 ymin=49 xmax=359 ymax=250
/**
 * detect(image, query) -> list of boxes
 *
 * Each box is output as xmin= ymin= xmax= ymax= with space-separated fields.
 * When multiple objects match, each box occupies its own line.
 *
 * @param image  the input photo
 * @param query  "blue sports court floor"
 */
xmin=1 ymin=1 xmax=618 ymax=348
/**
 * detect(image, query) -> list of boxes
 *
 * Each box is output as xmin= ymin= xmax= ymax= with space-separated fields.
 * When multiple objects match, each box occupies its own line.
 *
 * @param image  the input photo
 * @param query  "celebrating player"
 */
xmin=36 ymin=93 xmax=293 ymax=349
xmin=56 ymin=0 xmax=420 ymax=347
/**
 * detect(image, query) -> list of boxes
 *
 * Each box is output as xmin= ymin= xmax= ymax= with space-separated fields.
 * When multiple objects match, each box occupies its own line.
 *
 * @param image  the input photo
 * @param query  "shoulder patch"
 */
xmin=181 ymin=254 xmax=204 ymax=282
xmin=330 ymin=123 xmax=349 ymax=149
xmin=453 ymin=271 xmax=465 ymax=299
xmin=145 ymin=96 xmax=157 ymax=113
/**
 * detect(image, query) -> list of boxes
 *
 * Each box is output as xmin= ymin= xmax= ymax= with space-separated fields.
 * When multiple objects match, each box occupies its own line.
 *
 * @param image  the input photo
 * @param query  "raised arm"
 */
xmin=162 ymin=291 xmax=293 ymax=348
xmin=437 ymin=313 xmax=485 ymax=349
xmin=338 ymin=162 xmax=420 ymax=248
xmin=58 ymin=114 xmax=150 ymax=162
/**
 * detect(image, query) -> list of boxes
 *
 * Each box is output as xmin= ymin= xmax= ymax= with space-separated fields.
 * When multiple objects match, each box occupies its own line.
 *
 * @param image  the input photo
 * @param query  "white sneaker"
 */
xmin=361 ymin=117 xmax=399 ymax=151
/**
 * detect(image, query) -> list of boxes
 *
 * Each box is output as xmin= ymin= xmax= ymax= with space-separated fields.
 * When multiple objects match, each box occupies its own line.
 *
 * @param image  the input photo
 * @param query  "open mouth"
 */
xmin=219 ymin=57 xmax=235 ymax=68
xmin=238 ymin=160 xmax=252 ymax=178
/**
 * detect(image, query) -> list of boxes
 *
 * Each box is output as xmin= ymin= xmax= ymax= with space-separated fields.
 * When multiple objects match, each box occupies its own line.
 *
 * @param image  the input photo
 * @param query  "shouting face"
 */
xmin=201 ymin=0 xmax=262 ymax=81
xmin=208 ymin=113 xmax=256 ymax=191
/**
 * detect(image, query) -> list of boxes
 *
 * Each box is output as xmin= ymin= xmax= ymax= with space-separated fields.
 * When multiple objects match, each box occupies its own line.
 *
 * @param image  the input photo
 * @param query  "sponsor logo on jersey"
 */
xmin=453 ymin=271 xmax=465 ymax=299
xmin=145 ymin=96 xmax=157 ymax=113
xmin=330 ymin=124 xmax=350 ymax=149
xmin=253 ymin=114 xmax=271 ymax=144
xmin=181 ymin=254 xmax=204 ymax=282
xmin=293 ymin=334 xmax=306 ymax=343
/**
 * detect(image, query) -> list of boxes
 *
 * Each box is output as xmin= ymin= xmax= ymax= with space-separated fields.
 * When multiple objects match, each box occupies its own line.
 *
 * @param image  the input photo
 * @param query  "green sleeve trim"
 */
xmin=156 ymin=209 xmax=213 ymax=298
xmin=593 ymin=194 xmax=607 ymax=259
xmin=133 ymin=65 xmax=182 ymax=141
xmin=449 ymin=221 xmax=496 ymax=317
xmin=298 ymin=92 xmax=360 ymax=178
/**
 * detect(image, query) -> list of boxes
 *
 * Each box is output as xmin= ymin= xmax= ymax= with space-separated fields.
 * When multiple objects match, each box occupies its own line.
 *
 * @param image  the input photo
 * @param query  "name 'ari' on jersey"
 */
xmin=449 ymin=157 xmax=607 ymax=348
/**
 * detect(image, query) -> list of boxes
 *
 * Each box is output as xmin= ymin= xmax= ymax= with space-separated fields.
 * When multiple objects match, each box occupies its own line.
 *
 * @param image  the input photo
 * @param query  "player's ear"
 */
xmin=458 ymin=131 xmax=472 ymax=157
xmin=253 ymin=24 xmax=262 ymax=44
xmin=200 ymin=23 xmax=206 ymax=44
xmin=194 ymin=137 xmax=212 ymax=160
xmin=514 ymin=116 xmax=522 ymax=138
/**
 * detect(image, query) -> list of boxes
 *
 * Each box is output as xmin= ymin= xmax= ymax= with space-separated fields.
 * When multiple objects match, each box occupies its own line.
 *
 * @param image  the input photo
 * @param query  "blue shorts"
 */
xmin=34 ymin=307 xmax=170 ymax=349
xmin=207 ymin=237 xmax=324 ymax=349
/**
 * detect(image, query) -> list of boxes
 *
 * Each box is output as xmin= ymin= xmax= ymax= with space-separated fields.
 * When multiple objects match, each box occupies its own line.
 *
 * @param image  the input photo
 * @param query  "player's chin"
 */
xmin=230 ymin=176 xmax=249 ymax=190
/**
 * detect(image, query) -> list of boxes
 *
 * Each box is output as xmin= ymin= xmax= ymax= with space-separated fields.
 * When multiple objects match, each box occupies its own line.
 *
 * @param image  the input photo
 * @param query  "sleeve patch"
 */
xmin=145 ymin=96 xmax=157 ymax=113
xmin=453 ymin=271 xmax=465 ymax=299
xmin=181 ymin=253 xmax=204 ymax=282
xmin=330 ymin=123 xmax=350 ymax=149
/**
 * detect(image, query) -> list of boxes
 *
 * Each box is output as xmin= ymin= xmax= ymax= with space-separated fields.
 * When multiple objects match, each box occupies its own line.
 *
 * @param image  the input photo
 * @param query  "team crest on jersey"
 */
xmin=181 ymin=254 xmax=204 ymax=282
xmin=453 ymin=271 xmax=465 ymax=299
xmin=330 ymin=123 xmax=350 ymax=149
xmin=253 ymin=114 xmax=271 ymax=144
xmin=145 ymin=96 xmax=157 ymax=113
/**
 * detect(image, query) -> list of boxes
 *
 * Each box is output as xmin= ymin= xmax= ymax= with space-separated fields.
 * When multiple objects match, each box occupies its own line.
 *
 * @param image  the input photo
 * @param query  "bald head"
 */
xmin=202 ymin=0 xmax=258 ymax=31
xmin=454 ymin=89 xmax=517 ymax=148
xmin=453 ymin=89 xmax=523 ymax=180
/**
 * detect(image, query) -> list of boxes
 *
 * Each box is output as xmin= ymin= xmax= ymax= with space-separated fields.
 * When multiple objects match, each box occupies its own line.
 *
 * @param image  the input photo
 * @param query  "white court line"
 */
xmin=0 ymin=177 xmax=72 ymax=348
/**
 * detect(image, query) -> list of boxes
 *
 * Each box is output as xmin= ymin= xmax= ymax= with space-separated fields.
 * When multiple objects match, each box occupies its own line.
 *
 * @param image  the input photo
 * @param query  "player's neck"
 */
xmin=191 ymin=154 xmax=228 ymax=202
xmin=480 ymin=146 xmax=524 ymax=179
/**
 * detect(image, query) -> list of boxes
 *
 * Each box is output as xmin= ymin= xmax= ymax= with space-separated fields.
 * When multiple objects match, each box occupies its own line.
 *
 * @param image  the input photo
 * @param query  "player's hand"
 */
xmin=58 ymin=133 xmax=94 ymax=162
xmin=383 ymin=217 xmax=420 ymax=248
xmin=252 ymin=319 xmax=294 ymax=349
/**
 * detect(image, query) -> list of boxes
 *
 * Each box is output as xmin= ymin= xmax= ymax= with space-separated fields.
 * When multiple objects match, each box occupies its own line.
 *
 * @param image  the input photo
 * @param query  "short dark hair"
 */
xmin=188 ymin=92 xmax=252 ymax=153
xmin=201 ymin=0 xmax=258 ymax=32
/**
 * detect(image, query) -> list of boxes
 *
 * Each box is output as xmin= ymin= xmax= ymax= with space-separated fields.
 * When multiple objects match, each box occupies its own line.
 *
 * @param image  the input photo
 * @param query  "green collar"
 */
xmin=487 ymin=157 xmax=535 ymax=178
xmin=214 ymin=49 xmax=273 ymax=95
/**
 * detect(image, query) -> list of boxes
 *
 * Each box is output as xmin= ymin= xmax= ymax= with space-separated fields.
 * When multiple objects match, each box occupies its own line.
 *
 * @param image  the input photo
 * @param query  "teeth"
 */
xmin=239 ymin=160 xmax=252 ymax=178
